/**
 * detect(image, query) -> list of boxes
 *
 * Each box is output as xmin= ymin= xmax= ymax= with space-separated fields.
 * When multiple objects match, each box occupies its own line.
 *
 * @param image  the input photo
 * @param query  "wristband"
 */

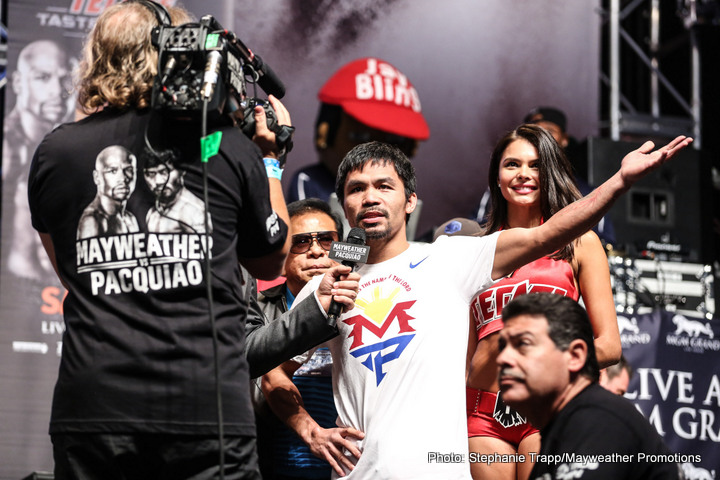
xmin=264 ymin=157 xmax=283 ymax=180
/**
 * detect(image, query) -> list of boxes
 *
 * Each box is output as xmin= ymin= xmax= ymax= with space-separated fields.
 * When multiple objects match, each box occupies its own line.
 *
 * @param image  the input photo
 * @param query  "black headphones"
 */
xmin=127 ymin=0 xmax=172 ymax=26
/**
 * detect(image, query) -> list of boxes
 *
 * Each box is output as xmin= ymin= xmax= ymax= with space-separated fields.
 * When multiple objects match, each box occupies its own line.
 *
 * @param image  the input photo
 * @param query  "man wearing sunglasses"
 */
xmin=254 ymin=198 xmax=364 ymax=480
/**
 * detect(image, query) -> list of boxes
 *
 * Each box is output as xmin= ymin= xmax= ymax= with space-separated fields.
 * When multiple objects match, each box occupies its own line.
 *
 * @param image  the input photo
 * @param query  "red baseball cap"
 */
xmin=318 ymin=57 xmax=430 ymax=140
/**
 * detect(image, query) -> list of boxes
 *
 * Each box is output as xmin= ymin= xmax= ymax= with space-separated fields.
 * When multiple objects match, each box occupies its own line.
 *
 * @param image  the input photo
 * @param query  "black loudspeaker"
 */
xmin=21 ymin=473 xmax=54 ymax=480
xmin=580 ymin=137 xmax=714 ymax=263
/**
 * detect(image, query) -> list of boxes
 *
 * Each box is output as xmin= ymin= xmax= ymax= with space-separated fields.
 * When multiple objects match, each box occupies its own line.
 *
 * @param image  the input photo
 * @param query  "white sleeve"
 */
xmin=291 ymin=273 xmax=323 ymax=307
xmin=289 ymin=275 xmax=324 ymax=364
xmin=433 ymin=232 xmax=500 ymax=301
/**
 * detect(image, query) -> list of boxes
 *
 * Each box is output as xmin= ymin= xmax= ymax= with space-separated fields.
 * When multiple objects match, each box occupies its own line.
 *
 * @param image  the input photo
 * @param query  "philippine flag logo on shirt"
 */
xmin=342 ymin=286 xmax=416 ymax=386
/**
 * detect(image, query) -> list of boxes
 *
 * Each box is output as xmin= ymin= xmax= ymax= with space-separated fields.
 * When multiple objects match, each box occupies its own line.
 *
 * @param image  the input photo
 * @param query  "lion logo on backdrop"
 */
xmin=666 ymin=314 xmax=720 ymax=352
xmin=681 ymin=462 xmax=715 ymax=480
xmin=673 ymin=314 xmax=714 ymax=339
xmin=617 ymin=315 xmax=640 ymax=334
xmin=617 ymin=315 xmax=652 ymax=346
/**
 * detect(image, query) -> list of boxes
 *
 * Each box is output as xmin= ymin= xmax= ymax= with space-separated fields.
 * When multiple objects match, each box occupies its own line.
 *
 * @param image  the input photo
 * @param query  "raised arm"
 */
xmin=240 ymin=95 xmax=292 ymax=279
xmin=492 ymin=136 xmax=692 ymax=279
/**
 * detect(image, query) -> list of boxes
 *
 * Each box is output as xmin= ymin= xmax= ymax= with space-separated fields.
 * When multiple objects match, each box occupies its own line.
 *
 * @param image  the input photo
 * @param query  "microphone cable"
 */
xmin=201 ymin=97 xmax=225 ymax=480
xmin=143 ymin=102 xmax=226 ymax=479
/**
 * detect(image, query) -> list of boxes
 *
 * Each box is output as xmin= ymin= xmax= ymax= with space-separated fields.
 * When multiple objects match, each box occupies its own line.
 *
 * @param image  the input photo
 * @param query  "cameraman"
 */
xmin=28 ymin=2 xmax=358 ymax=479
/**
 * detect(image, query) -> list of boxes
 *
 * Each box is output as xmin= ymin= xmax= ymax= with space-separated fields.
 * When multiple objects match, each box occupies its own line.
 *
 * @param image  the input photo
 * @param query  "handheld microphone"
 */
xmin=201 ymin=51 xmax=223 ymax=100
xmin=327 ymin=227 xmax=370 ymax=327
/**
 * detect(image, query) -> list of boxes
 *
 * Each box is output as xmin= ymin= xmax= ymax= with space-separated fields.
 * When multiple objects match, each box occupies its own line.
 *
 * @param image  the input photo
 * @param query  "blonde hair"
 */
xmin=77 ymin=2 xmax=191 ymax=113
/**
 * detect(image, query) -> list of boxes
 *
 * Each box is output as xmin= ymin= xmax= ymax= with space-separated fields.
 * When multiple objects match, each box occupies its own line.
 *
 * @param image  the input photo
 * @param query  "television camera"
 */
xmin=150 ymin=14 xmax=293 ymax=156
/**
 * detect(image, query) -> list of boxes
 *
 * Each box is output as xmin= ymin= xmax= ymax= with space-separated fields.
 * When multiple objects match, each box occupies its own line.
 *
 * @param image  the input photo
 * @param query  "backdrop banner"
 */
xmin=5 ymin=1 xmax=716 ymax=479
xmin=0 ymin=2 xmax=227 ymax=478
xmin=620 ymin=309 xmax=719 ymax=476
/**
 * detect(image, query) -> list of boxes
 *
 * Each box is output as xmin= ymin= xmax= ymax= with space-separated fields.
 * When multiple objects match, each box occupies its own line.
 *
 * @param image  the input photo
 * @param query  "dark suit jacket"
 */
xmin=243 ymin=273 xmax=337 ymax=378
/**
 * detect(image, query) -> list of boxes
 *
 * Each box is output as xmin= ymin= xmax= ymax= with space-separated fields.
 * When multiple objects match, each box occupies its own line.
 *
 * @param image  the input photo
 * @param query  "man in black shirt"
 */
xmin=497 ymin=293 xmax=680 ymax=480
xmin=28 ymin=2 xmax=358 ymax=479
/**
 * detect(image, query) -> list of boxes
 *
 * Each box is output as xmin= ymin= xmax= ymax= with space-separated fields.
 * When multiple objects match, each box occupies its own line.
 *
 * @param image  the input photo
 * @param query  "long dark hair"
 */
xmin=484 ymin=124 xmax=581 ymax=261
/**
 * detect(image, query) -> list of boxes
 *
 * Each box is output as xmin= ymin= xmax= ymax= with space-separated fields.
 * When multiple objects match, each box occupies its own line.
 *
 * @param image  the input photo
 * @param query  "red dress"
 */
xmin=471 ymin=255 xmax=579 ymax=341
xmin=467 ymin=256 xmax=579 ymax=443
